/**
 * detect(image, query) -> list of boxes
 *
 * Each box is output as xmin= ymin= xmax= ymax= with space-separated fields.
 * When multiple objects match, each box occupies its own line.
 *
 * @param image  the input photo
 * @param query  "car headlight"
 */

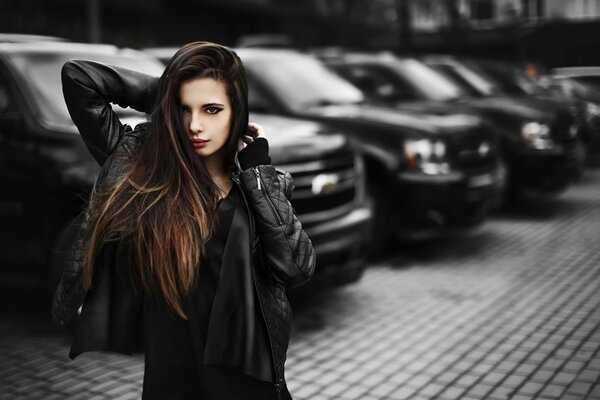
xmin=404 ymin=138 xmax=450 ymax=174
xmin=521 ymin=122 xmax=554 ymax=150
xmin=586 ymin=102 xmax=600 ymax=120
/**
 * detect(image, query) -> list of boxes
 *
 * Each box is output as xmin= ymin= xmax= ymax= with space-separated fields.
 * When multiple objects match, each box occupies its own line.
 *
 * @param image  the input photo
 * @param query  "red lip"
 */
xmin=191 ymin=138 xmax=209 ymax=148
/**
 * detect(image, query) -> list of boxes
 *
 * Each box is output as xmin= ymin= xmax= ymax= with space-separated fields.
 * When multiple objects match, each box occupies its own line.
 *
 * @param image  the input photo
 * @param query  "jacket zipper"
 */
xmin=253 ymin=167 xmax=283 ymax=226
xmin=254 ymin=167 xmax=262 ymax=191
xmin=232 ymin=172 xmax=283 ymax=399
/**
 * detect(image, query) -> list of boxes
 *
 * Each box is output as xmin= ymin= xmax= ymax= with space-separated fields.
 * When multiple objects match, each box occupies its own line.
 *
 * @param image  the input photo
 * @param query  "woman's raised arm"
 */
xmin=61 ymin=60 xmax=158 ymax=165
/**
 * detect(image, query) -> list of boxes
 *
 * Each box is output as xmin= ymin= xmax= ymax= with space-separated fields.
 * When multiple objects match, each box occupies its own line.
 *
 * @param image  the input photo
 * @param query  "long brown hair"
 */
xmin=83 ymin=42 xmax=249 ymax=318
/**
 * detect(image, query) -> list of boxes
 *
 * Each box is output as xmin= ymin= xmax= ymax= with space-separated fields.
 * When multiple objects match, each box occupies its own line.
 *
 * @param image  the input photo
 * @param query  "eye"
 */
xmin=205 ymin=106 xmax=222 ymax=115
xmin=181 ymin=105 xmax=191 ymax=114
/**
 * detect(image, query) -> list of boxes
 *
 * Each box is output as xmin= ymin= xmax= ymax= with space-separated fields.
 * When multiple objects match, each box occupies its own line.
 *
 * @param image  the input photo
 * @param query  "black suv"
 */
xmin=543 ymin=67 xmax=600 ymax=160
xmin=423 ymin=55 xmax=585 ymax=196
xmin=0 ymin=41 xmax=371 ymax=291
xmin=232 ymin=48 xmax=503 ymax=248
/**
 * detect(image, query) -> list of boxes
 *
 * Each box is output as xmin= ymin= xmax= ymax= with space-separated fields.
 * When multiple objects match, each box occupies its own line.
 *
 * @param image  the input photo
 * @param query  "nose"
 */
xmin=189 ymin=112 xmax=204 ymax=134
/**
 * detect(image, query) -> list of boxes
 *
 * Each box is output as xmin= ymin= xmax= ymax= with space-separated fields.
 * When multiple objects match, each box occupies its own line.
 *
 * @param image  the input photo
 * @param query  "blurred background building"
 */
xmin=1 ymin=0 xmax=600 ymax=67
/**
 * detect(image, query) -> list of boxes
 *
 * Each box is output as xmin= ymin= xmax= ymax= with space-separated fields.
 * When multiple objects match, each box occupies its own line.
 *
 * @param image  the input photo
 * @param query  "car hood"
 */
xmin=52 ymin=113 xmax=350 ymax=191
xmin=461 ymin=96 xmax=557 ymax=121
xmin=305 ymin=103 xmax=482 ymax=135
xmin=248 ymin=113 xmax=350 ymax=165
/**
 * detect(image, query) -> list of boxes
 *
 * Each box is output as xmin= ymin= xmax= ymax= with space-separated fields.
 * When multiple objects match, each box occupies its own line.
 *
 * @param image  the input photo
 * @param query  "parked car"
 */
xmin=545 ymin=67 xmax=600 ymax=159
xmin=423 ymin=55 xmax=584 ymax=197
xmin=467 ymin=59 xmax=594 ymax=161
xmin=227 ymin=47 xmax=504 ymax=251
xmin=0 ymin=41 xmax=371 ymax=293
xmin=0 ymin=33 xmax=69 ymax=43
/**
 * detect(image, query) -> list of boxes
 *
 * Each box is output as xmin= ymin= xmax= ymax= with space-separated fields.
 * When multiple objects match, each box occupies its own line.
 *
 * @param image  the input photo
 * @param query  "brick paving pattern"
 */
xmin=1 ymin=169 xmax=600 ymax=399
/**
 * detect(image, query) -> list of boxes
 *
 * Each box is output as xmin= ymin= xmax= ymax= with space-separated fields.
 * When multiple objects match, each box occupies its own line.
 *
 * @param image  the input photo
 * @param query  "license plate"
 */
xmin=469 ymin=173 xmax=494 ymax=188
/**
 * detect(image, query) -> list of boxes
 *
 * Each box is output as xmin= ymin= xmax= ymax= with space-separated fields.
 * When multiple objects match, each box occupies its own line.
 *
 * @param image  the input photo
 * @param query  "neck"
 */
xmin=204 ymin=152 xmax=231 ymax=197
xmin=204 ymin=151 xmax=226 ymax=180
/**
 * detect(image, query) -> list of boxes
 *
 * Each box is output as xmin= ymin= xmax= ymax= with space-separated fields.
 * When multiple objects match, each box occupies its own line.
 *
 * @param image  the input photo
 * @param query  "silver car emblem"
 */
xmin=311 ymin=173 xmax=340 ymax=195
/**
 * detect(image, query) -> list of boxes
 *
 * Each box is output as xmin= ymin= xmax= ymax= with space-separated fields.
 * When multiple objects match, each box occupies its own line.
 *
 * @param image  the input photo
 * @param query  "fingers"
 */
xmin=238 ymin=123 xmax=266 ymax=152
xmin=247 ymin=122 xmax=265 ymax=139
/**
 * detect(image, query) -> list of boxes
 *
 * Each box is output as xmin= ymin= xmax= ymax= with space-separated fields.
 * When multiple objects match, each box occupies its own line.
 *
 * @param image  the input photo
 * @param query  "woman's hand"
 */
xmin=237 ymin=122 xmax=266 ymax=151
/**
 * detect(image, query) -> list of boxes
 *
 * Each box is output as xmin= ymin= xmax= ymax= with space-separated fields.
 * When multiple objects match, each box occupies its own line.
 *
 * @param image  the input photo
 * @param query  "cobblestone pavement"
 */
xmin=1 ymin=169 xmax=600 ymax=400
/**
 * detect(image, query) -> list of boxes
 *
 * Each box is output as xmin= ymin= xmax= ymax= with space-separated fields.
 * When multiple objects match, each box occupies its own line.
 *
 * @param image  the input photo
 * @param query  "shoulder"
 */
xmin=95 ymin=122 xmax=149 ymax=187
xmin=276 ymin=168 xmax=294 ymax=199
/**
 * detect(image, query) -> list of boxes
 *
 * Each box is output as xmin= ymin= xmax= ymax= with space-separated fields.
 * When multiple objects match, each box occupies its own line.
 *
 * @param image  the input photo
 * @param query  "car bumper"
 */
xmin=300 ymin=205 xmax=372 ymax=289
xmin=512 ymin=143 xmax=584 ymax=193
xmin=393 ymin=167 xmax=503 ymax=236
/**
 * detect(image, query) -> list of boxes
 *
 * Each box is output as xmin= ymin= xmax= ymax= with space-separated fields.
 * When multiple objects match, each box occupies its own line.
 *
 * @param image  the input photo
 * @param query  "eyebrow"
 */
xmin=203 ymin=103 xmax=225 ymax=108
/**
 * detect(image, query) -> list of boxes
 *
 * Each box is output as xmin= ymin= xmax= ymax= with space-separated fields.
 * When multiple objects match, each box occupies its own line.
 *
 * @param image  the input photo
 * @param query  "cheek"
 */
xmin=220 ymin=113 xmax=233 ymax=138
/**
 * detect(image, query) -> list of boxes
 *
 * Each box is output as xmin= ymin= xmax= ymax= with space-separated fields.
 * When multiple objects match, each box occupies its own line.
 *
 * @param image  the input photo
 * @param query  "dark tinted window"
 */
xmin=571 ymin=76 xmax=600 ymax=91
xmin=242 ymin=54 xmax=363 ymax=111
xmin=333 ymin=63 xmax=419 ymax=103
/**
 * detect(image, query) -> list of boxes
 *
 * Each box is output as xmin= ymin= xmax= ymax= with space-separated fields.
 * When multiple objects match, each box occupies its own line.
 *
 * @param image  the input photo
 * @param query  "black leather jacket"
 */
xmin=51 ymin=60 xmax=316 ymax=396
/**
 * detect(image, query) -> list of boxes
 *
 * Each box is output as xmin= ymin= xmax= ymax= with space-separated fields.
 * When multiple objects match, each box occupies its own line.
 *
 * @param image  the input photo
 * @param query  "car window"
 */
xmin=333 ymin=64 xmax=420 ymax=103
xmin=473 ymin=63 xmax=533 ymax=96
xmin=389 ymin=59 xmax=466 ymax=102
xmin=243 ymin=55 xmax=364 ymax=112
xmin=247 ymin=78 xmax=273 ymax=113
xmin=430 ymin=63 xmax=498 ymax=97
xmin=571 ymin=76 xmax=600 ymax=91
xmin=7 ymin=51 xmax=164 ymax=127
xmin=0 ymin=70 xmax=15 ymax=113
xmin=0 ymin=84 xmax=11 ymax=113
xmin=431 ymin=64 xmax=481 ymax=97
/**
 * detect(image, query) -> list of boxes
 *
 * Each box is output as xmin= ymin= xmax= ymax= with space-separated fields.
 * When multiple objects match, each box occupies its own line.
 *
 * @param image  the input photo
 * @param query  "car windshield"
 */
xmin=243 ymin=55 xmax=364 ymax=111
xmin=388 ymin=59 xmax=466 ymax=101
xmin=7 ymin=50 xmax=164 ymax=127
xmin=431 ymin=62 xmax=502 ymax=97
xmin=475 ymin=63 xmax=537 ymax=96
xmin=332 ymin=59 xmax=465 ymax=103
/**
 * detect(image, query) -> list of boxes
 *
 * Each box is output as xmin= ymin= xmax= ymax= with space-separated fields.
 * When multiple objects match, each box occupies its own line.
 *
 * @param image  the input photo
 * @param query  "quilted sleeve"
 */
xmin=51 ymin=214 xmax=88 ymax=327
xmin=239 ymin=165 xmax=316 ymax=287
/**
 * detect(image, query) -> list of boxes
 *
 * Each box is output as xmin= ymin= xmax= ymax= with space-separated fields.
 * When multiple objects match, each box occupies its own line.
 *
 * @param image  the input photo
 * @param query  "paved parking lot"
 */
xmin=1 ymin=168 xmax=600 ymax=400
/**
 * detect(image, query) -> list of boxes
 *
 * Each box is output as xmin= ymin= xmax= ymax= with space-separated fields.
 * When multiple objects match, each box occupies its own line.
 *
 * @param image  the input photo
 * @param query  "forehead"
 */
xmin=179 ymin=77 xmax=229 ymax=104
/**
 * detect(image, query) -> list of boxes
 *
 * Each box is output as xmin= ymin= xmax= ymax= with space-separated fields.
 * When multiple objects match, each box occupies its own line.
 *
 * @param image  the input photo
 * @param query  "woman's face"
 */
xmin=180 ymin=78 xmax=232 ymax=162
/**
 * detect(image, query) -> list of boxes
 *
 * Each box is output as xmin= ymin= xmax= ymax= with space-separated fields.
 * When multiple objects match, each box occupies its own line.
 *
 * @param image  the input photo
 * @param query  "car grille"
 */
xmin=448 ymin=128 xmax=497 ymax=171
xmin=278 ymin=150 xmax=360 ymax=225
xmin=551 ymin=112 xmax=578 ymax=143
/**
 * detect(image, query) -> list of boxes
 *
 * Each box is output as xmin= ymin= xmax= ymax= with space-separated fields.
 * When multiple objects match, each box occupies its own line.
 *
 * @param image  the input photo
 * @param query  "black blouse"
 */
xmin=141 ymin=186 xmax=275 ymax=399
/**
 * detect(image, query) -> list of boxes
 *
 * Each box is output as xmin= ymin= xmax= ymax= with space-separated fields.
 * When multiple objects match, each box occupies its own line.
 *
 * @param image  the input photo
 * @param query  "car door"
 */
xmin=0 ymin=64 xmax=43 ymax=274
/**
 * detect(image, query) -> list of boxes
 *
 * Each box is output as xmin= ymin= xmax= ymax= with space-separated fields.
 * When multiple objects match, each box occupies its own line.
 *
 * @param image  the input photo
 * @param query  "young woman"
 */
xmin=52 ymin=42 xmax=316 ymax=399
